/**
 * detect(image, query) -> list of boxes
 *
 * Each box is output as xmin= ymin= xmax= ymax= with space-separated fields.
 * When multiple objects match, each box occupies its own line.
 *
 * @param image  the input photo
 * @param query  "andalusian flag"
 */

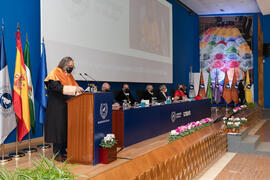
xmin=24 ymin=38 xmax=35 ymax=134
xmin=12 ymin=30 xmax=30 ymax=141
xmin=245 ymin=70 xmax=253 ymax=103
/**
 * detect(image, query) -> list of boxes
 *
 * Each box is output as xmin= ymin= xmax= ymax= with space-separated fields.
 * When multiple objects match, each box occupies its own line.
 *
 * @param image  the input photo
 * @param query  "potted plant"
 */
xmin=234 ymin=122 xmax=241 ymax=133
xmin=240 ymin=117 xmax=247 ymax=128
xmin=99 ymin=134 xmax=117 ymax=164
xmin=226 ymin=121 xmax=234 ymax=133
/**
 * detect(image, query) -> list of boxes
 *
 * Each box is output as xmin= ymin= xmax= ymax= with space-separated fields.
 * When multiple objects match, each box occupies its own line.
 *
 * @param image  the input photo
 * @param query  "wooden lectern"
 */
xmin=66 ymin=92 xmax=113 ymax=165
xmin=67 ymin=93 xmax=94 ymax=164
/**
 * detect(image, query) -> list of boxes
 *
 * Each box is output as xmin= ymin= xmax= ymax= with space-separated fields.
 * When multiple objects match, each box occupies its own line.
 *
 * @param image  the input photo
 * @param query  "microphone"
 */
xmin=79 ymin=73 xmax=88 ymax=81
xmin=79 ymin=73 xmax=90 ymax=92
xmin=84 ymin=73 xmax=97 ymax=82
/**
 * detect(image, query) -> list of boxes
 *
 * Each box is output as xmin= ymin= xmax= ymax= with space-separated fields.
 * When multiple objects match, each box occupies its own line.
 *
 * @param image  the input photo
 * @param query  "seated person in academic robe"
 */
xmin=101 ymin=82 xmax=120 ymax=110
xmin=174 ymin=84 xmax=187 ymax=100
xmin=157 ymin=85 xmax=168 ymax=103
xmin=44 ymin=56 xmax=84 ymax=162
xmin=115 ymin=84 xmax=136 ymax=105
xmin=142 ymin=84 xmax=156 ymax=103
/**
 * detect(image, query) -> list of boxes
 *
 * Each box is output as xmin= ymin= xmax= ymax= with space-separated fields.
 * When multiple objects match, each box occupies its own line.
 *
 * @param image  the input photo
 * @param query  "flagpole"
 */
xmin=9 ymin=118 xmax=25 ymax=158
xmin=0 ymin=144 xmax=11 ymax=163
xmin=37 ymin=126 xmax=51 ymax=150
xmin=23 ymin=132 xmax=37 ymax=153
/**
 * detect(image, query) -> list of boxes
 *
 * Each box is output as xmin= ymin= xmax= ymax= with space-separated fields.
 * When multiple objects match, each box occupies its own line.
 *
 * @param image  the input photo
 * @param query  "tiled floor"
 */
xmin=255 ymin=120 xmax=270 ymax=141
xmin=215 ymin=153 xmax=270 ymax=180
xmin=198 ymin=152 xmax=236 ymax=180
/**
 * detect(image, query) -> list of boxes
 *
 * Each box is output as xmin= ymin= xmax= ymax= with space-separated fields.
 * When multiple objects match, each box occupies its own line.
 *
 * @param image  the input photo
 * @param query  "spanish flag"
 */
xmin=245 ymin=70 xmax=253 ymax=103
xmin=12 ymin=30 xmax=30 ymax=141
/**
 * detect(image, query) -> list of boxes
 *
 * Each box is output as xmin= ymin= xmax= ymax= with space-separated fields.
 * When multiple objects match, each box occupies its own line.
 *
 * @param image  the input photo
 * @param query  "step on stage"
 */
xmin=0 ymin=106 xmax=262 ymax=180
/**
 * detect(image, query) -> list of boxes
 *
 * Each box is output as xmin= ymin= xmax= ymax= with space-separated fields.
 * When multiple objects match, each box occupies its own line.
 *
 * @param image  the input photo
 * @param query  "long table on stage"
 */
xmin=112 ymin=99 xmax=211 ymax=147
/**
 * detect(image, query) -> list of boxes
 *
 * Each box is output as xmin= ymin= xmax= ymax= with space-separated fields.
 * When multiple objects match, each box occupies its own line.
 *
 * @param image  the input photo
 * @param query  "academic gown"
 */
xmin=157 ymin=91 xmax=167 ymax=103
xmin=142 ymin=91 xmax=156 ymax=103
xmin=44 ymin=67 xmax=79 ymax=144
xmin=115 ymin=90 xmax=136 ymax=105
xmin=44 ymin=80 xmax=72 ymax=144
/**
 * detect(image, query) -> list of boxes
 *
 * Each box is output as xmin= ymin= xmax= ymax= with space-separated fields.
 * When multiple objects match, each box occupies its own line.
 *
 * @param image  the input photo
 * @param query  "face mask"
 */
xmin=105 ymin=89 xmax=110 ymax=92
xmin=66 ymin=67 xmax=73 ymax=74
xmin=124 ymin=89 xmax=130 ymax=93
xmin=180 ymin=88 xmax=184 ymax=91
xmin=164 ymin=89 xmax=167 ymax=93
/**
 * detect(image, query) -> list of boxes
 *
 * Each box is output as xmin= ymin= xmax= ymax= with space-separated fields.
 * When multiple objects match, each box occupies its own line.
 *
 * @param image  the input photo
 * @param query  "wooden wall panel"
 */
xmin=90 ymin=122 xmax=227 ymax=180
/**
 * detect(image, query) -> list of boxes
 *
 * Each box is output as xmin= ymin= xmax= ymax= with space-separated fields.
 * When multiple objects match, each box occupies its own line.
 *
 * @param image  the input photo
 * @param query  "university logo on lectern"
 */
xmin=171 ymin=111 xmax=176 ymax=123
xmin=100 ymin=103 xmax=108 ymax=120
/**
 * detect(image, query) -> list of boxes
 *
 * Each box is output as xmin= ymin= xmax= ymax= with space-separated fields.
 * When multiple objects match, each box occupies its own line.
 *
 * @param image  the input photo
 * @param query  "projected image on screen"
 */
xmin=41 ymin=0 xmax=172 ymax=83
xmin=130 ymin=0 xmax=170 ymax=57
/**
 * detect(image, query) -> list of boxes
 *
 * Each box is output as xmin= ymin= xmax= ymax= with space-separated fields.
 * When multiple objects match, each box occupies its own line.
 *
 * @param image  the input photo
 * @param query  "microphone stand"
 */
xmin=79 ymin=73 xmax=90 ymax=92
xmin=84 ymin=73 xmax=98 ymax=92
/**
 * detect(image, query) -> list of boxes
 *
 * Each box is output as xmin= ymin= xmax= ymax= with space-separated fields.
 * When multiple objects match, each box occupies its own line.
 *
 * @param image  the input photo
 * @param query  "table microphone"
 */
xmin=84 ymin=73 xmax=98 ymax=82
xmin=79 ymin=73 xmax=90 ymax=92
xmin=79 ymin=73 xmax=88 ymax=81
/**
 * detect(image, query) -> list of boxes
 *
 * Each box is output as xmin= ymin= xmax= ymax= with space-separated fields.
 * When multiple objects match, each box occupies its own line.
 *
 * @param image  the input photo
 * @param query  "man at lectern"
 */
xmin=44 ymin=56 xmax=84 ymax=162
xmin=115 ymin=83 xmax=136 ymax=105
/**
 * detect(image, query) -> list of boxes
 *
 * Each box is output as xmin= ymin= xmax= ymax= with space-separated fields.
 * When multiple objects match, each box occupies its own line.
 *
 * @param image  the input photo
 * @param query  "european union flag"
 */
xmin=35 ymin=42 xmax=47 ymax=124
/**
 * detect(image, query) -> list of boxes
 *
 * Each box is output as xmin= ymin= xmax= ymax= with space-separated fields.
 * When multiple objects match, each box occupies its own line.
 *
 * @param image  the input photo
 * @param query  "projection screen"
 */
xmin=41 ymin=0 xmax=172 ymax=83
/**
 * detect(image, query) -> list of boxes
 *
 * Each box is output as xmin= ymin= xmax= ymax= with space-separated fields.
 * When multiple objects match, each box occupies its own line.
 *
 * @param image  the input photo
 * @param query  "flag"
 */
xmin=245 ymin=70 xmax=253 ymax=103
xmin=231 ymin=69 xmax=239 ymax=104
xmin=24 ymin=38 xmax=35 ymax=134
xmin=35 ymin=42 xmax=47 ymax=124
xmin=12 ymin=30 xmax=30 ymax=141
xmin=0 ymin=28 xmax=16 ymax=144
xmin=188 ymin=66 xmax=195 ymax=98
xmin=222 ymin=71 xmax=232 ymax=104
xmin=197 ymin=71 xmax=206 ymax=98
xmin=213 ymin=70 xmax=221 ymax=104
xmin=206 ymin=71 xmax=213 ymax=103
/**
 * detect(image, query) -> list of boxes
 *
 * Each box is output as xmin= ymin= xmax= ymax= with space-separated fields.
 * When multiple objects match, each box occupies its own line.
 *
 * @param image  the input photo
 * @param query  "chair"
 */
xmin=136 ymin=89 xmax=145 ymax=102
xmin=113 ymin=90 xmax=121 ymax=100
xmin=170 ymin=88 xmax=176 ymax=97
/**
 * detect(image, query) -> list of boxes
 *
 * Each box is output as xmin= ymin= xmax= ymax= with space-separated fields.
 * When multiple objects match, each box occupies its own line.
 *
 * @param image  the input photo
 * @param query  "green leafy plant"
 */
xmin=0 ymin=155 xmax=86 ymax=180
xmin=246 ymin=102 xmax=257 ymax=109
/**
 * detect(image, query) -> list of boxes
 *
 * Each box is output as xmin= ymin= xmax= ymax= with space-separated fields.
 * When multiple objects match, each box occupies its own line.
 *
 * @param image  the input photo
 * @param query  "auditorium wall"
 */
xmin=262 ymin=14 xmax=270 ymax=108
xmin=0 ymin=0 xmax=259 ymax=143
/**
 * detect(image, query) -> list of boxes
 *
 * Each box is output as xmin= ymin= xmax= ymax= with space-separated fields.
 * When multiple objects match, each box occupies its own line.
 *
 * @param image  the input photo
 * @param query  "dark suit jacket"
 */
xmin=142 ymin=91 xmax=156 ymax=102
xmin=115 ymin=90 xmax=136 ymax=105
xmin=157 ymin=91 xmax=167 ymax=103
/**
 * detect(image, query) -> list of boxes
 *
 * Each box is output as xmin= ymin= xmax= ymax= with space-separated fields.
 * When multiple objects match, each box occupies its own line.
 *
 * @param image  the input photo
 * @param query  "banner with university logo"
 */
xmin=93 ymin=92 xmax=113 ymax=165
xmin=0 ymin=27 xmax=16 ymax=144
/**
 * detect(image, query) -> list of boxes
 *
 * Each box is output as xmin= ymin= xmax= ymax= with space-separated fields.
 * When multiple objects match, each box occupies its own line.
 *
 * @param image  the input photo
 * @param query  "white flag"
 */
xmin=0 ymin=30 xmax=16 ymax=144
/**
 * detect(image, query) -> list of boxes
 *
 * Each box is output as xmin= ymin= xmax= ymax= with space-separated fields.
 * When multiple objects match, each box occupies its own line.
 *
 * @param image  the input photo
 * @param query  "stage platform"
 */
xmin=0 ymin=106 xmax=262 ymax=180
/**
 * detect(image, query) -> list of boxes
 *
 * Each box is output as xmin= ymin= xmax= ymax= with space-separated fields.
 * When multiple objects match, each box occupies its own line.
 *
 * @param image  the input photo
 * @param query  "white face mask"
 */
xmin=164 ymin=89 xmax=167 ymax=93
